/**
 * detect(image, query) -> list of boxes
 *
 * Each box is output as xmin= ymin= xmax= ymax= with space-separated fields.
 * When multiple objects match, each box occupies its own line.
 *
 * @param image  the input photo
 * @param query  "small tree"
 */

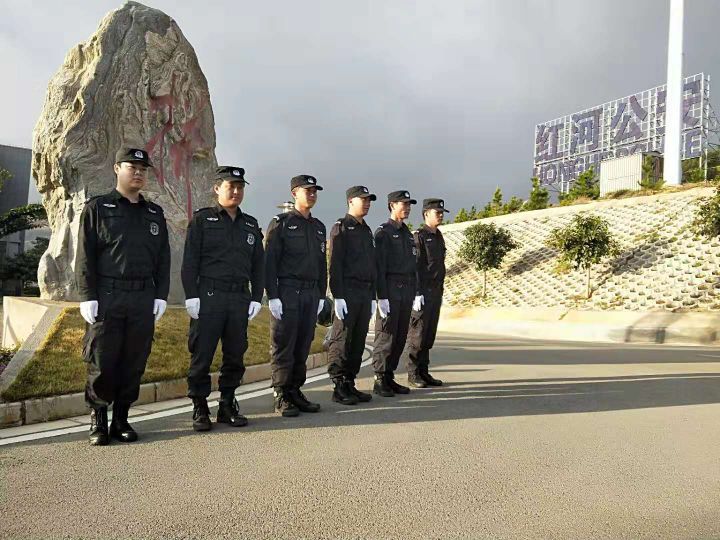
xmin=458 ymin=223 xmax=518 ymax=298
xmin=454 ymin=208 xmax=470 ymax=223
xmin=0 ymin=166 xmax=11 ymax=192
xmin=523 ymin=177 xmax=549 ymax=211
xmin=0 ymin=237 xmax=49 ymax=294
xmin=0 ymin=204 xmax=47 ymax=238
xmin=502 ymin=196 xmax=524 ymax=214
xmin=691 ymin=184 xmax=720 ymax=237
xmin=546 ymin=214 xmax=619 ymax=298
xmin=560 ymin=167 xmax=599 ymax=205
xmin=640 ymin=155 xmax=665 ymax=191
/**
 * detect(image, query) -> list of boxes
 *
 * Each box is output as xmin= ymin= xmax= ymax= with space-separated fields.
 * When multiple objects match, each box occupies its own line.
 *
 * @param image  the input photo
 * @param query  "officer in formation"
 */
xmin=326 ymin=186 xmax=377 ymax=405
xmin=77 ymin=147 xmax=171 ymax=446
xmin=181 ymin=166 xmax=265 ymax=432
xmin=405 ymin=198 xmax=448 ymax=388
xmin=372 ymin=190 xmax=422 ymax=397
xmin=264 ymin=175 xmax=327 ymax=417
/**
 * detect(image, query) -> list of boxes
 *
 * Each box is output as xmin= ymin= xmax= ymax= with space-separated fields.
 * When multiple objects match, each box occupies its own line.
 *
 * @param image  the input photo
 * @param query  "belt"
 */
xmin=200 ymin=277 xmax=249 ymax=293
xmin=279 ymin=278 xmax=317 ymax=289
xmin=344 ymin=278 xmax=373 ymax=289
xmin=98 ymin=276 xmax=154 ymax=291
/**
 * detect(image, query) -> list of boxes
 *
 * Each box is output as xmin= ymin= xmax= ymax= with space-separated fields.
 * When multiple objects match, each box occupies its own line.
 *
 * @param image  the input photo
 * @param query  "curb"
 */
xmin=0 ymin=352 xmax=328 ymax=429
xmin=438 ymin=307 xmax=720 ymax=346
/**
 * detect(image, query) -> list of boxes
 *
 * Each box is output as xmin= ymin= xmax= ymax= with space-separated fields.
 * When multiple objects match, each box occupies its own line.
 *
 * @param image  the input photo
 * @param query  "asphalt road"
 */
xmin=2 ymin=333 xmax=720 ymax=539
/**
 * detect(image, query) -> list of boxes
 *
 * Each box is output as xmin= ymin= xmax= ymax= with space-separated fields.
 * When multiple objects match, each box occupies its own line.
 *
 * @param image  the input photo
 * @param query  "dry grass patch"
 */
xmin=2 ymin=307 xmax=325 ymax=402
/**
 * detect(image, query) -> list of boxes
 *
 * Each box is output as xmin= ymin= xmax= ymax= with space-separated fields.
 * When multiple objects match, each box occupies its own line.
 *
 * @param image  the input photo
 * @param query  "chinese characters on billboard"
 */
xmin=533 ymin=73 xmax=709 ymax=191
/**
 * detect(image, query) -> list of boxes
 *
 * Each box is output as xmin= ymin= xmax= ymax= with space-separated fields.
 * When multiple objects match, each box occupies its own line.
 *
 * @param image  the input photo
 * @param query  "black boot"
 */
xmin=217 ymin=392 xmax=249 ymax=427
xmin=274 ymin=388 xmax=300 ymax=417
xmin=289 ymin=387 xmax=321 ymax=413
xmin=192 ymin=397 xmax=212 ymax=431
xmin=373 ymin=373 xmax=395 ymax=397
xmin=420 ymin=369 xmax=443 ymax=387
xmin=332 ymin=378 xmax=359 ymax=405
xmin=408 ymin=372 xmax=427 ymax=389
xmin=109 ymin=402 xmax=138 ymax=442
xmin=347 ymin=379 xmax=372 ymax=402
xmin=89 ymin=407 xmax=109 ymax=446
xmin=387 ymin=373 xmax=410 ymax=394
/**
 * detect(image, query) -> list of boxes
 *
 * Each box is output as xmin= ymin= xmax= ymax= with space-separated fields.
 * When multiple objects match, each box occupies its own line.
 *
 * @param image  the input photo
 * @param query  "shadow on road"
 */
xmin=15 ymin=334 xmax=720 ymax=447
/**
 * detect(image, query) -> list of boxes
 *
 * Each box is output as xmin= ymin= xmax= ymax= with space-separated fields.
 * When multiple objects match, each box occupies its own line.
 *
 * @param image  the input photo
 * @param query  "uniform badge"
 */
xmin=102 ymin=203 xmax=117 ymax=208
xmin=206 ymin=217 xmax=219 ymax=221
xmin=427 ymin=238 xmax=433 ymax=242
xmin=134 ymin=150 xmax=144 ymax=159
xmin=348 ymin=226 xmax=355 ymax=230
xmin=393 ymin=234 xmax=399 ymax=238
xmin=247 ymin=233 xmax=255 ymax=245
xmin=233 ymin=169 xmax=241 ymax=177
xmin=412 ymin=246 xmax=417 ymax=256
xmin=320 ymin=241 xmax=326 ymax=253
xmin=245 ymin=221 xmax=255 ymax=227
xmin=150 ymin=222 xmax=159 ymax=236
xmin=148 ymin=207 xmax=157 ymax=214
xmin=288 ymin=225 xmax=298 ymax=230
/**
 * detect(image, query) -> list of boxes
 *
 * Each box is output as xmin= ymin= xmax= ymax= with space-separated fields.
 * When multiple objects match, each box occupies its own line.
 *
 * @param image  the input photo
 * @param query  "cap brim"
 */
xmin=299 ymin=183 xmax=323 ymax=190
xmin=358 ymin=193 xmax=377 ymax=201
xmin=424 ymin=206 xmax=450 ymax=213
xmin=120 ymin=158 xmax=154 ymax=168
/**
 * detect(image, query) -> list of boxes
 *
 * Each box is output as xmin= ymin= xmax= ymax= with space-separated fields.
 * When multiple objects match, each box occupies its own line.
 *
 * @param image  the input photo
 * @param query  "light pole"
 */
xmin=664 ymin=0 xmax=684 ymax=185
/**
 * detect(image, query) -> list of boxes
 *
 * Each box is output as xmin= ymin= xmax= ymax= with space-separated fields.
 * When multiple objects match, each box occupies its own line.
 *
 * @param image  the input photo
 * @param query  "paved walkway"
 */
xmin=2 ymin=333 xmax=720 ymax=539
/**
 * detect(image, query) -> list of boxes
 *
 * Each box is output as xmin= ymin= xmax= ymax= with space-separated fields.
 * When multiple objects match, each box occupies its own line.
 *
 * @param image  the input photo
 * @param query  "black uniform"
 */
xmin=265 ymin=208 xmax=327 ymax=390
xmin=406 ymin=223 xmax=446 ymax=376
xmin=372 ymin=215 xmax=418 ymax=377
xmin=77 ymin=188 xmax=170 ymax=408
xmin=181 ymin=204 xmax=264 ymax=398
xmin=327 ymin=212 xmax=377 ymax=382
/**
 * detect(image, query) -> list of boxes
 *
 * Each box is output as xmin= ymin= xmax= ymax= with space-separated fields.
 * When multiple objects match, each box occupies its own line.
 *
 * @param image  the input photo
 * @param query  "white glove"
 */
xmin=153 ymin=299 xmax=167 ymax=322
xmin=378 ymin=299 xmax=390 ymax=319
xmin=185 ymin=298 xmax=200 ymax=320
xmin=317 ymin=299 xmax=325 ymax=315
xmin=413 ymin=295 xmax=424 ymax=312
xmin=80 ymin=300 xmax=98 ymax=324
xmin=269 ymin=298 xmax=283 ymax=320
xmin=334 ymin=299 xmax=348 ymax=320
xmin=248 ymin=301 xmax=261 ymax=320
xmin=371 ymin=300 xmax=377 ymax=318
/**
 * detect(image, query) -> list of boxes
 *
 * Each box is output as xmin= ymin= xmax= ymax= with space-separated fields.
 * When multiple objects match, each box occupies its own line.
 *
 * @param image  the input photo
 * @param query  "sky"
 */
xmin=0 ymin=0 xmax=718 ymax=227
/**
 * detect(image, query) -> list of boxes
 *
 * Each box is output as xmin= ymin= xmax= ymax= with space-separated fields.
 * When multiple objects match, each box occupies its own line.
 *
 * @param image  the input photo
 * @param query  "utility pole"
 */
xmin=664 ymin=0 xmax=684 ymax=185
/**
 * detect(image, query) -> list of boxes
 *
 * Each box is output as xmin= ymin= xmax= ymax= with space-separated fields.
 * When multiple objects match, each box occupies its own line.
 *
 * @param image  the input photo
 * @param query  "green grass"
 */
xmin=1 ymin=307 xmax=325 ymax=402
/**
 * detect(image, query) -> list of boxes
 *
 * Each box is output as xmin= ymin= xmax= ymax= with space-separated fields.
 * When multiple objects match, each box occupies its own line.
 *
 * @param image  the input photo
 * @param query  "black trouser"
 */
xmin=270 ymin=282 xmax=319 ymax=389
xmin=187 ymin=281 xmax=249 ymax=398
xmin=327 ymin=282 xmax=373 ymax=381
xmin=372 ymin=277 xmax=415 ymax=376
xmin=83 ymin=283 xmax=155 ymax=408
xmin=406 ymin=285 xmax=443 ymax=375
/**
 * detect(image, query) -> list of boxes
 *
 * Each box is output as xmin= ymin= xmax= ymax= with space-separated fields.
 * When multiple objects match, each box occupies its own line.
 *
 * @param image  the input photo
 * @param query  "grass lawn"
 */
xmin=1 ymin=307 xmax=326 ymax=402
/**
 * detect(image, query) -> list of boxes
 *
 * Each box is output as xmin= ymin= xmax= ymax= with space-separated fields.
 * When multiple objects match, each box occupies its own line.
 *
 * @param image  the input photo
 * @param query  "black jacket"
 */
xmin=76 ymin=189 xmax=170 ymax=301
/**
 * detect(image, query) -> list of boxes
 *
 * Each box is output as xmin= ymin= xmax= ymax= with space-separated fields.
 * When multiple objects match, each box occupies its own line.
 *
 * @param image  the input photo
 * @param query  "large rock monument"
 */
xmin=32 ymin=1 xmax=217 ymax=303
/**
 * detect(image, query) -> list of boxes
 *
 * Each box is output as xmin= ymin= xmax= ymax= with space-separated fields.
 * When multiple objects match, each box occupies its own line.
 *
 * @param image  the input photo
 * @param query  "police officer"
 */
xmin=406 ymin=198 xmax=448 ymax=388
xmin=265 ymin=175 xmax=327 ymax=416
xmin=181 ymin=166 xmax=265 ymax=431
xmin=327 ymin=186 xmax=377 ymax=405
xmin=76 ymin=147 xmax=170 ymax=446
xmin=372 ymin=190 xmax=422 ymax=397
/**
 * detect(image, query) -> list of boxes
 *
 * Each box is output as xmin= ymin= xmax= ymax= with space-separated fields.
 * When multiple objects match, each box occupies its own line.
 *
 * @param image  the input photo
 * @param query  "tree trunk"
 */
xmin=587 ymin=266 xmax=591 ymax=298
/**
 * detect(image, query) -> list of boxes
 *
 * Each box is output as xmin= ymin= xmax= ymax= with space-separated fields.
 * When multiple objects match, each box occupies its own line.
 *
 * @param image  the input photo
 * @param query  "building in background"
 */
xmin=0 ymin=144 xmax=50 ymax=295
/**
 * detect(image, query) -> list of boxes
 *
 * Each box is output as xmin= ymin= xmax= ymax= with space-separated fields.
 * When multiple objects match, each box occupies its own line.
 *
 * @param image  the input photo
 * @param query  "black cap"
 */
xmin=215 ymin=166 xmax=249 ymax=184
xmin=387 ymin=190 xmax=417 ymax=204
xmin=346 ymin=185 xmax=377 ymax=201
xmin=423 ymin=198 xmax=449 ymax=212
xmin=291 ymin=174 xmax=323 ymax=190
xmin=115 ymin=147 xmax=153 ymax=168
